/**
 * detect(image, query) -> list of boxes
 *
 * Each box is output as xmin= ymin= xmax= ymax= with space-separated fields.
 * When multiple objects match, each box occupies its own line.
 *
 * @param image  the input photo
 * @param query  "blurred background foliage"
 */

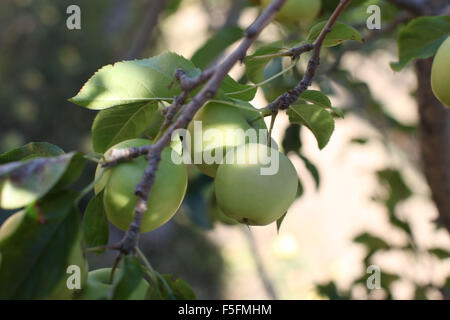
xmin=0 ymin=0 xmax=449 ymax=299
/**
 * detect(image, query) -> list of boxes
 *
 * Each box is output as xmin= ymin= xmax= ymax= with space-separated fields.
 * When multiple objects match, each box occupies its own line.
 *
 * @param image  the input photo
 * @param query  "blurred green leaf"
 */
xmin=0 ymin=152 xmax=83 ymax=210
xmin=376 ymin=168 xmax=412 ymax=211
xmin=282 ymin=124 xmax=302 ymax=154
xmin=296 ymin=179 xmax=304 ymax=198
xmin=380 ymin=272 xmax=400 ymax=290
xmin=0 ymin=191 xmax=85 ymax=299
xmin=276 ymin=212 xmax=287 ymax=233
xmin=92 ymin=101 xmax=159 ymax=153
xmin=287 ymin=104 xmax=335 ymax=149
xmin=70 ymin=52 xmax=200 ymax=110
xmin=82 ymin=191 xmax=109 ymax=252
xmin=52 ymin=152 xmax=86 ymax=191
xmin=350 ymin=137 xmax=369 ymax=145
xmin=391 ymin=16 xmax=450 ymax=71
xmin=191 ymin=26 xmax=243 ymax=69
xmin=428 ymin=248 xmax=450 ymax=260
xmin=413 ymin=286 xmax=428 ymax=300
xmin=306 ymin=21 xmax=363 ymax=47
xmin=299 ymin=154 xmax=320 ymax=189
xmin=0 ymin=142 xmax=64 ymax=164
xmin=389 ymin=215 xmax=412 ymax=236
xmin=354 ymin=232 xmax=390 ymax=252
xmin=316 ymin=281 xmax=350 ymax=300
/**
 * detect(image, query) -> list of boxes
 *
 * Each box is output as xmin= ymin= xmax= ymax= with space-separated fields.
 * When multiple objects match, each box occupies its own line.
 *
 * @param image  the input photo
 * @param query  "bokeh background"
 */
xmin=1 ymin=0 xmax=449 ymax=299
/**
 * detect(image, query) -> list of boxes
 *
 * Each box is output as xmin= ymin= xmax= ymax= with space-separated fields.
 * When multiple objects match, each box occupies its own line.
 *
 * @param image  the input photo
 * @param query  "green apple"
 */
xmin=102 ymin=138 xmax=187 ymax=233
xmin=262 ymin=0 xmax=321 ymax=24
xmin=0 ymin=211 xmax=88 ymax=300
xmin=94 ymin=137 xmax=183 ymax=194
xmin=187 ymin=102 xmax=267 ymax=177
xmin=76 ymin=268 xmax=149 ymax=300
xmin=431 ymin=36 xmax=450 ymax=108
xmin=214 ymin=143 xmax=298 ymax=225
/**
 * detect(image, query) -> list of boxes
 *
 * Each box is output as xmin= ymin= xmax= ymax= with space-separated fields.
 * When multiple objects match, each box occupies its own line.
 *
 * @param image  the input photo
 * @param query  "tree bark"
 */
xmin=415 ymin=58 xmax=450 ymax=230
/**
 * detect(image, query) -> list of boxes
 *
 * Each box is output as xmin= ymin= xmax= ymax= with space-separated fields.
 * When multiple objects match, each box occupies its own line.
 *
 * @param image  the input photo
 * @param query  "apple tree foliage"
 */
xmin=0 ymin=0 xmax=449 ymax=299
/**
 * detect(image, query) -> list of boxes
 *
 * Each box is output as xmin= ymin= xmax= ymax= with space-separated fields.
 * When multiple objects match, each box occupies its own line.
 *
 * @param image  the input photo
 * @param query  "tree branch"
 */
xmin=107 ymin=0 xmax=288 ymax=254
xmin=264 ymin=0 xmax=353 ymax=113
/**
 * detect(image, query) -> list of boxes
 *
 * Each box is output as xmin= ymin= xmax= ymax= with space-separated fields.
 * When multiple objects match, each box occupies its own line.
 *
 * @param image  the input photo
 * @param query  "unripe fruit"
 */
xmin=262 ymin=0 xmax=321 ymax=24
xmin=76 ymin=268 xmax=149 ymax=300
xmin=214 ymin=143 xmax=298 ymax=225
xmin=187 ymin=102 xmax=267 ymax=177
xmin=101 ymin=138 xmax=187 ymax=233
xmin=431 ymin=36 xmax=450 ymax=108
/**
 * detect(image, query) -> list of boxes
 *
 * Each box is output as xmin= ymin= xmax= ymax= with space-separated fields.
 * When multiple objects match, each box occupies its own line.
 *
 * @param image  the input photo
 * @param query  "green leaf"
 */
xmin=70 ymin=52 xmax=200 ymax=110
xmin=0 ymin=142 xmax=64 ymax=164
xmin=350 ymin=137 xmax=369 ymax=145
xmin=0 ymin=152 xmax=83 ymax=210
xmin=296 ymin=179 xmax=304 ymax=198
xmin=52 ymin=152 xmax=86 ymax=191
xmin=389 ymin=215 xmax=412 ymax=236
xmin=306 ymin=21 xmax=363 ymax=47
xmin=191 ymin=25 xmax=243 ymax=69
xmin=82 ymin=191 xmax=109 ymax=252
xmin=299 ymin=154 xmax=320 ymax=189
xmin=354 ymin=232 xmax=390 ymax=252
xmin=245 ymin=41 xmax=285 ymax=83
xmin=282 ymin=124 xmax=302 ymax=154
xmin=276 ymin=212 xmax=287 ymax=233
xmin=300 ymin=90 xmax=344 ymax=118
xmin=300 ymin=90 xmax=332 ymax=107
xmin=428 ymin=248 xmax=450 ymax=260
xmin=148 ymin=274 xmax=196 ymax=300
xmin=92 ymin=101 xmax=159 ymax=153
xmin=315 ymin=281 xmax=349 ymax=300
xmin=380 ymin=272 xmax=400 ymax=289
xmin=220 ymin=75 xmax=257 ymax=101
xmin=376 ymin=168 xmax=412 ymax=212
xmin=391 ymin=16 xmax=450 ymax=71
xmin=0 ymin=191 xmax=86 ymax=299
xmin=111 ymin=256 xmax=147 ymax=300
xmin=287 ymin=104 xmax=335 ymax=149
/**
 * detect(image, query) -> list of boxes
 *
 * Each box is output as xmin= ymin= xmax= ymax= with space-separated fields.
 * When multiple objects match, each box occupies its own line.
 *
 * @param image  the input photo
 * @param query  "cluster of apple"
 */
xmin=95 ymin=102 xmax=299 ymax=234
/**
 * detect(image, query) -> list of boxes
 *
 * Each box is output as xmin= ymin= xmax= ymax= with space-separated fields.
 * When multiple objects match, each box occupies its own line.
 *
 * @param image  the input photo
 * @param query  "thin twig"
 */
xmin=264 ymin=0 xmax=353 ymax=113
